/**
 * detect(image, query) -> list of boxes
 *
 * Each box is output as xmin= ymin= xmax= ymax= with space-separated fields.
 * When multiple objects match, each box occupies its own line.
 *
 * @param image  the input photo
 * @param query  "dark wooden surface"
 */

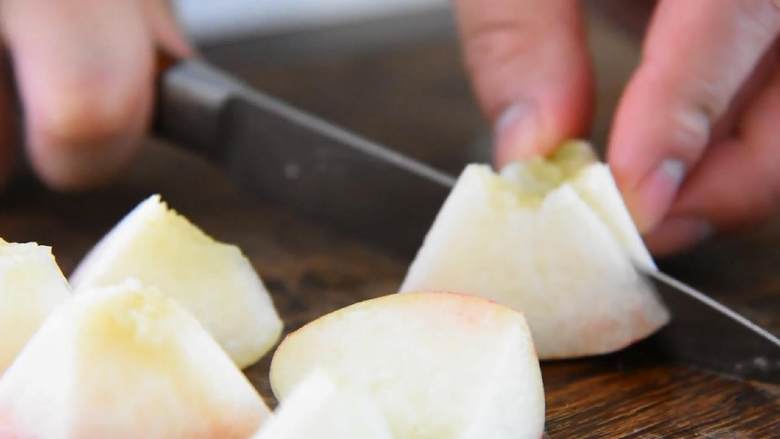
xmin=1 ymin=8 xmax=778 ymax=438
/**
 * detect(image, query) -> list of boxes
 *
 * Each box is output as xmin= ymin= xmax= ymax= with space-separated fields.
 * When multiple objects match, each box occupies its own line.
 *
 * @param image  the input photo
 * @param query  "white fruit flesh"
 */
xmin=0 ymin=240 xmax=70 ymax=374
xmin=270 ymin=293 xmax=544 ymax=439
xmin=499 ymin=139 xmax=597 ymax=198
xmin=254 ymin=371 xmax=392 ymax=439
xmin=400 ymin=142 xmax=669 ymax=359
xmin=70 ymin=195 xmax=282 ymax=368
xmin=569 ymin=164 xmax=655 ymax=271
xmin=0 ymin=281 xmax=269 ymax=439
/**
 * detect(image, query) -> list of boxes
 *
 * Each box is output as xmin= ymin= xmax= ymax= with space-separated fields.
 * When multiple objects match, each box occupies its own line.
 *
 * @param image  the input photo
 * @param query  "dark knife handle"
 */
xmin=152 ymin=53 xmax=239 ymax=163
xmin=1 ymin=51 xmax=238 ymax=182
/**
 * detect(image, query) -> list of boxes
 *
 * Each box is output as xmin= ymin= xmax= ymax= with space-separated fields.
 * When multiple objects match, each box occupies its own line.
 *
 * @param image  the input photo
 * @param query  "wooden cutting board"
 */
xmin=1 ymin=142 xmax=777 ymax=437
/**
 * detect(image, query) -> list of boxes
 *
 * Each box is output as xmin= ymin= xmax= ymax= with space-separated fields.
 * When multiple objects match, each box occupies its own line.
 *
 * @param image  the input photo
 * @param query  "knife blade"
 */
xmin=155 ymin=59 xmax=780 ymax=382
xmin=155 ymin=59 xmax=453 ymax=256
xmin=646 ymin=271 xmax=780 ymax=382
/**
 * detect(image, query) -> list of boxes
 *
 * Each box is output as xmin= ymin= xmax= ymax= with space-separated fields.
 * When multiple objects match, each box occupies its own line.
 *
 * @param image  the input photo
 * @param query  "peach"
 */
xmin=70 ymin=195 xmax=282 ymax=368
xmin=0 ymin=281 xmax=269 ymax=438
xmin=0 ymin=240 xmax=70 ymax=374
xmin=401 ymin=141 xmax=669 ymax=359
xmin=270 ymin=292 xmax=544 ymax=439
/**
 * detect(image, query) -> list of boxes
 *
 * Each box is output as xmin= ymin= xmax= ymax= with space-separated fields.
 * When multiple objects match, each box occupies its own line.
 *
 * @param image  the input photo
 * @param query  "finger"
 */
xmin=646 ymin=64 xmax=780 ymax=254
xmin=455 ymin=0 xmax=592 ymax=167
xmin=608 ymin=0 xmax=780 ymax=232
xmin=142 ymin=0 xmax=194 ymax=57
xmin=1 ymin=0 xmax=155 ymax=190
xmin=710 ymin=47 xmax=778 ymax=142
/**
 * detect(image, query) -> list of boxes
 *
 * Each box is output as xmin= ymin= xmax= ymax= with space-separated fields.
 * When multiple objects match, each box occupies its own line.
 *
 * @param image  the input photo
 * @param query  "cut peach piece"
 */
xmin=270 ymin=293 xmax=544 ymax=439
xmin=0 ymin=281 xmax=269 ymax=439
xmin=0 ymin=240 xmax=70 ymax=374
xmin=254 ymin=371 xmax=392 ymax=439
xmin=401 ymin=141 xmax=669 ymax=358
xmin=70 ymin=195 xmax=282 ymax=368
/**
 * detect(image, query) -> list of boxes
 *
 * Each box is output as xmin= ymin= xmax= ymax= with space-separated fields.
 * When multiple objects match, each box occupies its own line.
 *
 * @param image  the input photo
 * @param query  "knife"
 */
xmin=155 ymin=59 xmax=780 ymax=383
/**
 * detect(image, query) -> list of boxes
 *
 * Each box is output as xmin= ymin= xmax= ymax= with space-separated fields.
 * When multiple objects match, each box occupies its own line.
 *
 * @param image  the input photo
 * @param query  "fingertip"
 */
xmin=142 ymin=0 xmax=195 ymax=58
xmin=613 ymin=157 xmax=687 ymax=233
xmin=27 ymin=56 xmax=153 ymax=190
xmin=607 ymin=64 xmax=713 ymax=233
xmin=28 ymin=126 xmax=147 ymax=192
xmin=494 ymin=100 xmax=540 ymax=167
xmin=659 ymin=138 xmax=780 ymax=234
xmin=493 ymin=75 xmax=593 ymax=168
xmin=4 ymin=0 xmax=155 ymax=191
xmin=455 ymin=0 xmax=592 ymax=167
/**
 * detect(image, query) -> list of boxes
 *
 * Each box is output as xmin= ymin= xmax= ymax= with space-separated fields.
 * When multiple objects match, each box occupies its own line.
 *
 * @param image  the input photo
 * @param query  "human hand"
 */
xmin=456 ymin=0 xmax=780 ymax=255
xmin=0 ymin=0 xmax=191 ymax=190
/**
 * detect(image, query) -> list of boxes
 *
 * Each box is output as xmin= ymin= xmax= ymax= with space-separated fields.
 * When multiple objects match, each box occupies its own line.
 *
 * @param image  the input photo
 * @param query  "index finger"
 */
xmin=455 ymin=0 xmax=592 ymax=166
xmin=607 ymin=0 xmax=780 ymax=232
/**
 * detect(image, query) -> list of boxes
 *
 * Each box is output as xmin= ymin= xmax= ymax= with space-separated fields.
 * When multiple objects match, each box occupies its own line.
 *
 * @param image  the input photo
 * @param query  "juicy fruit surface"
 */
xmin=569 ymin=164 xmax=655 ymax=270
xmin=270 ymin=293 xmax=545 ymax=439
xmin=254 ymin=371 xmax=392 ymax=439
xmin=401 ymin=142 xmax=669 ymax=358
xmin=500 ymin=141 xmax=653 ymax=270
xmin=0 ymin=282 xmax=269 ymax=439
xmin=70 ymin=195 xmax=282 ymax=368
xmin=0 ymin=241 xmax=70 ymax=373
xmin=499 ymin=139 xmax=597 ymax=199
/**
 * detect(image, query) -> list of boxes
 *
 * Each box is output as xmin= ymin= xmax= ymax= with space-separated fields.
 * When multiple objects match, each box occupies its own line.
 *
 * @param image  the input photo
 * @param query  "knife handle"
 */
xmin=153 ymin=51 xmax=237 ymax=162
xmin=0 ymin=49 xmax=223 ymax=181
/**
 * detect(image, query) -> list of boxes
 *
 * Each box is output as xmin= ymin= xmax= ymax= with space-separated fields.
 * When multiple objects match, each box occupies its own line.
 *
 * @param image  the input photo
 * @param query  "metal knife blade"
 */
xmin=644 ymin=271 xmax=780 ymax=382
xmin=155 ymin=60 xmax=780 ymax=382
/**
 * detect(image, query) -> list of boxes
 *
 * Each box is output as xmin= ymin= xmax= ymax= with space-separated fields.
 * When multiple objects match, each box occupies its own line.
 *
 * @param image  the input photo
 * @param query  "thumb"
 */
xmin=455 ymin=0 xmax=593 ymax=166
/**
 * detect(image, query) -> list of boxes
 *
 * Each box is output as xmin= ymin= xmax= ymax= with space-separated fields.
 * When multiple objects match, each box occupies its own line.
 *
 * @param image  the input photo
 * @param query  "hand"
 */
xmin=0 ymin=0 xmax=191 ymax=190
xmin=456 ymin=0 xmax=780 ymax=255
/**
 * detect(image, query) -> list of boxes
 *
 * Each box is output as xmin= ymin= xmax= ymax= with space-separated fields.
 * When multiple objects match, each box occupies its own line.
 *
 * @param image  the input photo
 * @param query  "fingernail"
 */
xmin=494 ymin=100 xmax=539 ymax=166
xmin=645 ymin=217 xmax=713 ymax=256
xmin=631 ymin=159 xmax=686 ymax=232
